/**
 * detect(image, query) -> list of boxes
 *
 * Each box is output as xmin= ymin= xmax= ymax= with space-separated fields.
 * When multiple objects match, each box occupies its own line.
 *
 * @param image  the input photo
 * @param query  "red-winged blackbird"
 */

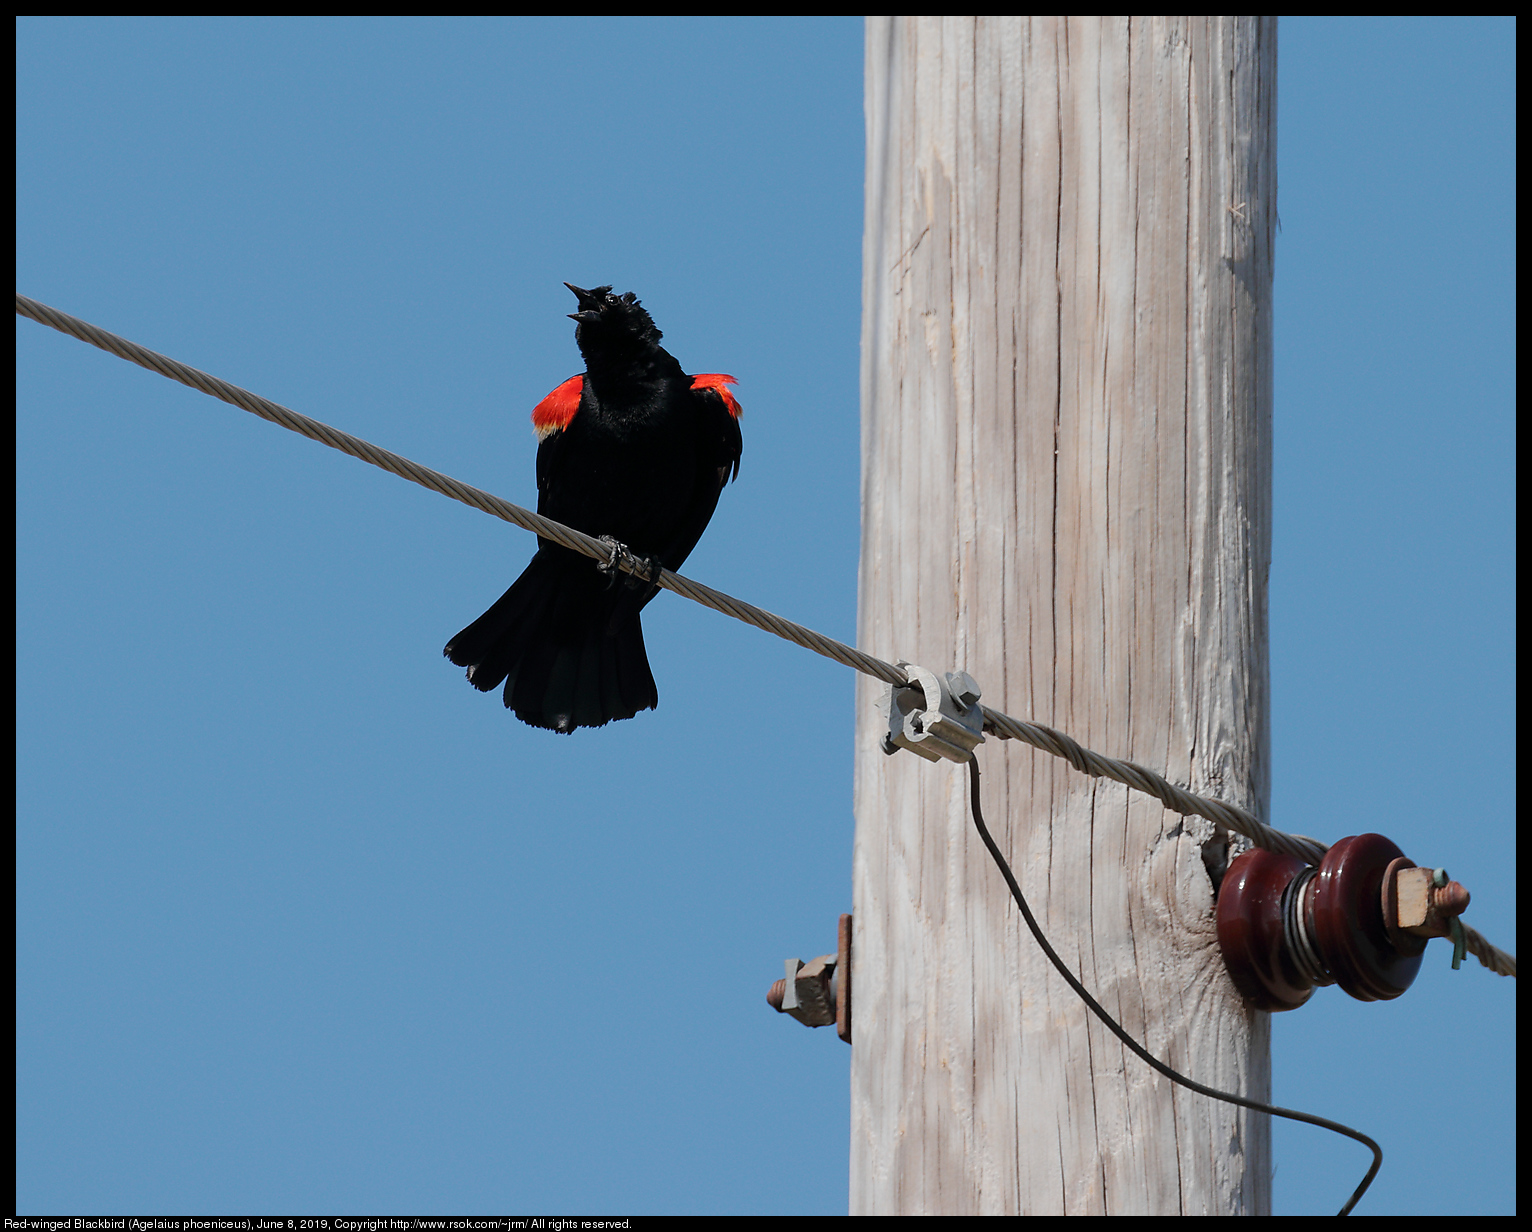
xmin=444 ymin=284 xmax=743 ymax=733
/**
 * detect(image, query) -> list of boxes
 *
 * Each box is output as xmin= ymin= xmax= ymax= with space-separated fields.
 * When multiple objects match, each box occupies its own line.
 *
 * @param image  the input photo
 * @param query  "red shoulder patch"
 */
xmin=532 ymin=374 xmax=584 ymax=439
xmin=690 ymin=373 xmax=742 ymax=419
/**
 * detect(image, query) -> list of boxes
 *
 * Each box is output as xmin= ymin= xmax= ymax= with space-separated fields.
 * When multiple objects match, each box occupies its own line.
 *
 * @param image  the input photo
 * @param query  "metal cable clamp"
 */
xmin=880 ymin=662 xmax=986 ymax=763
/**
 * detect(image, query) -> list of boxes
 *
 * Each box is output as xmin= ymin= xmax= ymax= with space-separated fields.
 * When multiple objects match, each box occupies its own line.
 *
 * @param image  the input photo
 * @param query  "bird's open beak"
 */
xmin=565 ymin=282 xmax=602 ymax=322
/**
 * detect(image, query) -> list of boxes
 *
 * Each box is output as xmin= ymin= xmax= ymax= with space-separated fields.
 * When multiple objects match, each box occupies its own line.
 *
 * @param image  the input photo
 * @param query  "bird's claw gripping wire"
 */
xmin=596 ymin=535 xmax=627 ymax=589
xmin=633 ymin=556 xmax=664 ymax=602
xmin=597 ymin=535 xmax=663 ymax=597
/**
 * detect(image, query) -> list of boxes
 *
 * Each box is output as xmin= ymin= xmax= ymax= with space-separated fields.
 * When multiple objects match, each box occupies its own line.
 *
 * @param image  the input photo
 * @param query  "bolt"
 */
xmin=1388 ymin=863 xmax=1472 ymax=941
xmin=1431 ymin=869 xmax=1471 ymax=919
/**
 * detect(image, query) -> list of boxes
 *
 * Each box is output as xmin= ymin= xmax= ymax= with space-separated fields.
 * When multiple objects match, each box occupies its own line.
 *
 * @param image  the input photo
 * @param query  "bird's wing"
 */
xmin=532 ymin=374 xmax=584 ymax=440
xmin=630 ymin=375 xmax=743 ymax=583
xmin=689 ymin=374 xmax=743 ymax=486
xmin=533 ymin=375 xmax=585 ymax=509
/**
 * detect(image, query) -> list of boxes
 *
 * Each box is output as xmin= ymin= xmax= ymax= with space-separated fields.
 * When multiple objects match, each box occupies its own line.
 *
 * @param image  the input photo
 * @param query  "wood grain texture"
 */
xmin=852 ymin=16 xmax=1275 ymax=1214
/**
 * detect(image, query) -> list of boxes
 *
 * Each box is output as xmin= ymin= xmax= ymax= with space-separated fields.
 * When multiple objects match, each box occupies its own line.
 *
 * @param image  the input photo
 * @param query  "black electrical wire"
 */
xmin=964 ymin=754 xmax=1382 ymax=1216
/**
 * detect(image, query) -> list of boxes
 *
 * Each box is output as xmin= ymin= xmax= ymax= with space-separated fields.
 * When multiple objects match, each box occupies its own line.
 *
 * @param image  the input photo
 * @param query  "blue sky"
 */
xmin=16 ymin=17 xmax=1513 ymax=1216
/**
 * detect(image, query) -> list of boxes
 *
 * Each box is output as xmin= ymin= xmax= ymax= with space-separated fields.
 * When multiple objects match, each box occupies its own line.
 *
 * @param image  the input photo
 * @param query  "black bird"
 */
xmin=444 ymin=284 xmax=743 ymax=732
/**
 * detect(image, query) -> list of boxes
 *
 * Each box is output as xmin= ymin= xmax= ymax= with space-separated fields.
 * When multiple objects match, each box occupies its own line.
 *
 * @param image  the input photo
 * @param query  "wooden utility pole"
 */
xmin=852 ymin=17 xmax=1276 ymax=1214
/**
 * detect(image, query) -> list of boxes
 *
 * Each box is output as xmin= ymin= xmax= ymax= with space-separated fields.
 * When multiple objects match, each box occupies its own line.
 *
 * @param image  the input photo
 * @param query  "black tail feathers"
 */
xmin=444 ymin=548 xmax=658 ymax=733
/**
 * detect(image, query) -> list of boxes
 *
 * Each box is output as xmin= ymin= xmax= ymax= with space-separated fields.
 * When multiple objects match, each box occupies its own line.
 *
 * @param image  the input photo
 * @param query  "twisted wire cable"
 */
xmin=14 ymin=292 xmax=1518 ymax=976
xmin=14 ymin=294 xmax=909 ymax=691
xmin=1459 ymin=924 xmax=1515 ymax=977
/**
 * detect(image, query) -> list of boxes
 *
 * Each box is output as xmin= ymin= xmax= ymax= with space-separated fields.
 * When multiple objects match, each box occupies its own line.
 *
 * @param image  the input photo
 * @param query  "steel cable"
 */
xmin=13 ymin=292 xmax=1515 ymax=979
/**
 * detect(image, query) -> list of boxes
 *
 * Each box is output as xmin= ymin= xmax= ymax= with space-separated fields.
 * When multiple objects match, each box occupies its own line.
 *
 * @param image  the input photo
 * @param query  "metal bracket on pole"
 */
xmin=766 ymin=914 xmax=852 ymax=1044
xmin=880 ymin=662 xmax=986 ymax=763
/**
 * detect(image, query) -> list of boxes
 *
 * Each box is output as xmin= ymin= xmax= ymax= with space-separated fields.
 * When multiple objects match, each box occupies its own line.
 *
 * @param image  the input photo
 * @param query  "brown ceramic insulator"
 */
xmin=1217 ymin=847 xmax=1316 ymax=1011
xmin=767 ymin=978 xmax=787 ymax=1011
xmin=1309 ymin=833 xmax=1425 ymax=1002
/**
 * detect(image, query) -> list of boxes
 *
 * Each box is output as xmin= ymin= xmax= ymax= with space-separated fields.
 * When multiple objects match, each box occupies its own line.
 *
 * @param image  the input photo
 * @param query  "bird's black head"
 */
xmin=564 ymin=283 xmax=663 ymax=363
